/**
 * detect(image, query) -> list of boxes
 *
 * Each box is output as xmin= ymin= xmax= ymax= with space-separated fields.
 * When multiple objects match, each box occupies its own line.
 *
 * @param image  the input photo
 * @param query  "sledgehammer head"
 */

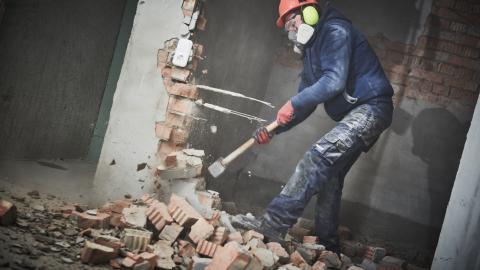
xmin=208 ymin=158 xmax=225 ymax=178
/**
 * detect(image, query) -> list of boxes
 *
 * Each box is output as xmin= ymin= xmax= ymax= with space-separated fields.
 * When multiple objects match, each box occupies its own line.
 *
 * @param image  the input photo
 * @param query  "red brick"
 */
xmin=207 ymin=209 xmax=221 ymax=227
xmin=178 ymin=240 xmax=197 ymax=257
xmin=303 ymin=235 xmax=318 ymax=244
xmin=80 ymin=241 xmax=117 ymax=265
xmin=155 ymin=122 xmax=172 ymax=141
xmin=168 ymin=194 xmax=203 ymax=227
xmin=445 ymin=78 xmax=479 ymax=92
xmin=243 ymin=230 xmax=264 ymax=243
xmin=0 ymin=199 xmax=16 ymax=226
xmin=196 ymin=240 xmax=221 ymax=258
xmin=211 ymin=226 xmax=228 ymax=245
xmin=364 ymin=246 xmax=386 ymax=263
xmin=171 ymin=68 xmax=191 ymax=83
xmin=157 ymin=141 xmax=182 ymax=158
xmin=289 ymin=223 xmax=311 ymax=240
xmin=158 ymin=223 xmax=184 ymax=244
xmin=266 ymin=242 xmax=289 ymax=263
xmin=73 ymin=211 xmax=110 ymax=230
xmin=145 ymin=201 xmax=173 ymax=231
xmin=171 ymin=128 xmax=188 ymax=145
xmin=312 ymin=261 xmax=327 ymax=270
xmin=123 ymin=229 xmax=152 ymax=251
xmin=161 ymin=66 xmax=172 ymax=79
xmin=121 ymin=257 xmax=137 ymax=268
xmin=157 ymin=49 xmax=169 ymax=70
xmin=448 ymin=55 xmax=480 ymax=70
xmin=164 ymin=80 xmax=199 ymax=99
xmin=450 ymin=87 xmax=478 ymax=101
xmin=432 ymin=84 xmax=449 ymax=96
xmin=165 ymin=111 xmax=185 ymax=127
xmin=140 ymin=194 xmax=156 ymax=206
xmin=139 ymin=252 xmax=157 ymax=270
xmin=189 ymin=218 xmax=214 ymax=243
xmin=206 ymin=241 xmax=252 ymax=270
xmin=182 ymin=0 xmax=196 ymax=17
xmin=290 ymin=250 xmax=307 ymax=267
xmin=168 ymin=96 xmax=195 ymax=115
xmin=228 ymin=231 xmax=244 ymax=244
xmin=409 ymin=68 xmax=444 ymax=83
xmin=164 ymin=152 xmax=177 ymax=167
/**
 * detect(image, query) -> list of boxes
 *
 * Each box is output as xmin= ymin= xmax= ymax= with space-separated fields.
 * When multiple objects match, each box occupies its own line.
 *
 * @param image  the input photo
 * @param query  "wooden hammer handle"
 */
xmin=222 ymin=121 xmax=279 ymax=166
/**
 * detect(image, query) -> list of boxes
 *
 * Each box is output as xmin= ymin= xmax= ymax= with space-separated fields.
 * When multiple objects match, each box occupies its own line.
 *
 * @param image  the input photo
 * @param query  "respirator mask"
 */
xmin=285 ymin=5 xmax=319 ymax=55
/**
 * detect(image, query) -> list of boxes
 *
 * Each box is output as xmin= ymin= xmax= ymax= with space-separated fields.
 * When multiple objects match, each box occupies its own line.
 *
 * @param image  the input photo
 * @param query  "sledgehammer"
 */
xmin=208 ymin=121 xmax=279 ymax=178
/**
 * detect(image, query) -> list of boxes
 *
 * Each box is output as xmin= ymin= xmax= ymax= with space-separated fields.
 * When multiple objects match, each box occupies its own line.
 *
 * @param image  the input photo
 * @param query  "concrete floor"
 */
xmin=0 ymin=159 xmax=96 ymax=205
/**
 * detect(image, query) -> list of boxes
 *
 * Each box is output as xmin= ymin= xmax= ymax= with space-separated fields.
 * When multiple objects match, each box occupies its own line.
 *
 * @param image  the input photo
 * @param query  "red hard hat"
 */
xmin=276 ymin=0 xmax=318 ymax=28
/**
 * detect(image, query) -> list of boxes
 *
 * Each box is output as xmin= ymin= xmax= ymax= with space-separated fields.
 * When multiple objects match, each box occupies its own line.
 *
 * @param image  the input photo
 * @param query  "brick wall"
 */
xmin=368 ymin=0 xmax=480 ymax=108
xmin=154 ymin=0 xmax=206 ymax=189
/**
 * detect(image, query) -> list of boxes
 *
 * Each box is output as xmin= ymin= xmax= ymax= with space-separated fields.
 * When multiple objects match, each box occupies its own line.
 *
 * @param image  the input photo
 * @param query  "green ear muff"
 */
xmin=302 ymin=6 xmax=319 ymax=26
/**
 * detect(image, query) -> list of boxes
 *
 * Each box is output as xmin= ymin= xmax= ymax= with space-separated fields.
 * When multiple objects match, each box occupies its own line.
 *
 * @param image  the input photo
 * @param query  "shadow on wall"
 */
xmin=411 ymin=108 xmax=468 ymax=228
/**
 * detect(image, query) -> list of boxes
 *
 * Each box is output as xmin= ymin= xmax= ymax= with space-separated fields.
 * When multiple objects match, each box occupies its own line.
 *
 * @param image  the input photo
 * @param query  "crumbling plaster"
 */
xmin=91 ymin=0 xmax=183 ymax=205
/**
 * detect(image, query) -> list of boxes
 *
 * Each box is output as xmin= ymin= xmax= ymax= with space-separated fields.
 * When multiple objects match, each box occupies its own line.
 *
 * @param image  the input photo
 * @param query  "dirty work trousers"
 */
xmin=264 ymin=102 xmax=393 ymax=253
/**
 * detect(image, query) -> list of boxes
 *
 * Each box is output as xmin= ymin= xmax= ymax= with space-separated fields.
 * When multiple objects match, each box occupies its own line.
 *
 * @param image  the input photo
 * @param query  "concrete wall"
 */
xmin=432 ymin=97 xmax=480 ymax=270
xmin=0 ymin=0 xmax=125 ymax=159
xmin=91 ymin=0 xmax=183 ymax=205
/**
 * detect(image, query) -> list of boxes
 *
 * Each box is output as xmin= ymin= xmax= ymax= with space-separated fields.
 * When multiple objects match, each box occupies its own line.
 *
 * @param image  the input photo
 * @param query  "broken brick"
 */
xmin=80 ymin=241 xmax=117 ymax=265
xmin=243 ymin=230 xmax=264 ymax=243
xmin=211 ymin=226 xmax=228 ymax=245
xmin=197 ymin=16 xmax=207 ymax=31
xmin=207 ymin=209 xmax=221 ymax=227
xmin=253 ymin=248 xmax=278 ymax=269
xmin=266 ymin=242 xmax=289 ymax=264
xmin=122 ymin=205 xmax=147 ymax=228
xmin=188 ymin=218 xmax=214 ymax=243
xmin=171 ymin=127 xmax=189 ymax=145
xmin=165 ymin=81 xmax=199 ymax=99
xmin=165 ymin=153 xmax=177 ymax=167
xmin=121 ymin=257 xmax=138 ymax=268
xmin=171 ymin=67 xmax=191 ymax=83
xmin=181 ymin=0 xmax=196 ymax=17
xmin=168 ymin=96 xmax=195 ymax=115
xmin=133 ymin=261 xmax=152 ymax=270
xmin=159 ymin=166 xmax=199 ymax=180
xmin=139 ymin=252 xmax=157 ymax=270
xmin=157 ymin=49 xmax=169 ymax=69
xmin=155 ymin=122 xmax=172 ymax=141
xmin=290 ymin=251 xmax=307 ymax=267
xmin=364 ymin=246 xmax=386 ymax=263
xmin=196 ymin=239 xmax=221 ymax=258
xmin=168 ymin=194 xmax=203 ymax=227
xmin=165 ymin=112 xmax=186 ymax=128
xmin=318 ymin=250 xmax=342 ymax=269
xmin=140 ymin=194 xmax=156 ymax=206
xmin=178 ymin=240 xmax=197 ymax=257
xmin=0 ymin=199 xmax=16 ymax=226
xmin=123 ymin=229 xmax=152 ymax=251
xmin=206 ymin=241 xmax=252 ymax=270
xmin=158 ymin=223 xmax=184 ymax=244
xmin=303 ymin=235 xmax=318 ymax=245
xmin=197 ymin=190 xmax=222 ymax=209
xmin=346 ymin=266 xmax=365 ymax=270
xmin=228 ymin=231 xmax=244 ymax=244
xmin=73 ymin=211 xmax=110 ymax=230
xmin=145 ymin=201 xmax=173 ymax=231
xmin=312 ymin=261 xmax=327 ymax=270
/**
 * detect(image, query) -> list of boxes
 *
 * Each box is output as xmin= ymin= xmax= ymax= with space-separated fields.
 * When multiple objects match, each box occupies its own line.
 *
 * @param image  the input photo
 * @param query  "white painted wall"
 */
xmin=91 ymin=0 xmax=183 ymax=205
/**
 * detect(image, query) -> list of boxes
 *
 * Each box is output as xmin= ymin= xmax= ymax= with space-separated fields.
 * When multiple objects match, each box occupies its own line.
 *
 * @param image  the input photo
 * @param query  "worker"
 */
xmin=233 ymin=0 xmax=394 ymax=254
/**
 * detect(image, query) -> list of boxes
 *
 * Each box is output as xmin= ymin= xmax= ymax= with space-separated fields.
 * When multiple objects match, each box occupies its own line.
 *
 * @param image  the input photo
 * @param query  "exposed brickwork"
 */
xmin=145 ymin=200 xmax=173 ymax=231
xmin=196 ymin=239 xmax=221 ymax=257
xmin=168 ymin=194 xmax=203 ymax=227
xmin=369 ymin=0 xmax=480 ymax=108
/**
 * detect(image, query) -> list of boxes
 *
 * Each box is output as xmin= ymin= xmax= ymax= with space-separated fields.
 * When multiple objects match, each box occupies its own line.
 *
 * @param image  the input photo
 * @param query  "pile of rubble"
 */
xmin=0 ymin=188 xmax=425 ymax=270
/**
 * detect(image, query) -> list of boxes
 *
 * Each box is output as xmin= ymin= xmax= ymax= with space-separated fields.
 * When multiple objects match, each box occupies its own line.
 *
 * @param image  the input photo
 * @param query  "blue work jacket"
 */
xmin=278 ymin=2 xmax=393 ymax=133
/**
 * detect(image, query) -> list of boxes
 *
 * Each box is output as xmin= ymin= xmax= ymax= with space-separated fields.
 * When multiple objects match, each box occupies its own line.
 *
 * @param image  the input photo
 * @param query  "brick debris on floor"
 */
xmin=0 ymin=153 xmax=427 ymax=270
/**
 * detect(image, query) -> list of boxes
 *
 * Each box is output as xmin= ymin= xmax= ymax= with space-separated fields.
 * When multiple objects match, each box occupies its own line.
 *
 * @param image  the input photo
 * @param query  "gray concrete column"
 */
xmin=432 ymin=98 xmax=480 ymax=270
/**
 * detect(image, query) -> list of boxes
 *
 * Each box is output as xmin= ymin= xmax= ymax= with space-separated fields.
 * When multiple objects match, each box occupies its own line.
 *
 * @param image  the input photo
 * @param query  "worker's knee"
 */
xmin=312 ymin=127 xmax=359 ymax=166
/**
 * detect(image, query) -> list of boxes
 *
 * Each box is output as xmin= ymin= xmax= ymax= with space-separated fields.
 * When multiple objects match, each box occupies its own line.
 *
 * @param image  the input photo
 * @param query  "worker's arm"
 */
xmin=277 ymin=23 xmax=351 ymax=135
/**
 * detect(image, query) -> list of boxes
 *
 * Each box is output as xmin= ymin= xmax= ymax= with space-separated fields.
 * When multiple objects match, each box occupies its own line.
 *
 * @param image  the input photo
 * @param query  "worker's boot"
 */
xmin=231 ymin=214 xmax=287 ymax=245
